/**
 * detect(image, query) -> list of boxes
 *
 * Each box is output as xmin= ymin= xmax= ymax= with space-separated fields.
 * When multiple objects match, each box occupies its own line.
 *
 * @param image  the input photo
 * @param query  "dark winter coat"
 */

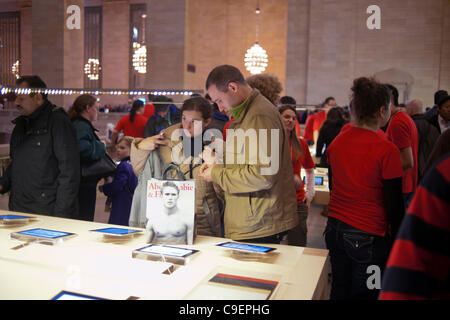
xmin=0 ymin=100 xmax=80 ymax=218
xmin=411 ymin=114 xmax=441 ymax=181
xmin=71 ymin=116 xmax=106 ymax=165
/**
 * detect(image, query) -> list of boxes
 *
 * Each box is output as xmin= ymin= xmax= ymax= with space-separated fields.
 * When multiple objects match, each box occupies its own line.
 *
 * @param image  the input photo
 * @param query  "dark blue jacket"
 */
xmin=100 ymin=158 xmax=138 ymax=226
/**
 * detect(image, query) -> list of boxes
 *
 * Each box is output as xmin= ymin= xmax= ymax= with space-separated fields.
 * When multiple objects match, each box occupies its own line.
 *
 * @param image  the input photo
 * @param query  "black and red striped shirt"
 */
xmin=379 ymin=153 xmax=450 ymax=300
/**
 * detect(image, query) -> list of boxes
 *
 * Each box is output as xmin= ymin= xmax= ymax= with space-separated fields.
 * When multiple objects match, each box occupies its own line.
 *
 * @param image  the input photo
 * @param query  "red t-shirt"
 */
xmin=385 ymin=111 xmax=419 ymax=194
xmin=290 ymin=138 xmax=315 ymax=204
xmin=327 ymin=126 xmax=403 ymax=236
xmin=341 ymin=122 xmax=386 ymax=139
xmin=114 ymin=114 xmax=148 ymax=138
xmin=143 ymin=104 xmax=155 ymax=119
xmin=313 ymin=110 xmax=327 ymax=132
xmin=303 ymin=113 xmax=316 ymax=141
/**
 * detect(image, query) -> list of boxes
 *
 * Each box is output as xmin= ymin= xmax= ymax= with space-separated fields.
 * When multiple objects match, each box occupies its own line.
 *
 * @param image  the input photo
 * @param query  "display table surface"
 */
xmin=0 ymin=211 xmax=329 ymax=300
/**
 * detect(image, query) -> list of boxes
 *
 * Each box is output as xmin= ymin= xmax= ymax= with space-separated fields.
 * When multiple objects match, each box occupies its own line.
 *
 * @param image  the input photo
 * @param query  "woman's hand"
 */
xmin=138 ymin=133 xmax=168 ymax=151
xmin=199 ymin=163 xmax=214 ymax=182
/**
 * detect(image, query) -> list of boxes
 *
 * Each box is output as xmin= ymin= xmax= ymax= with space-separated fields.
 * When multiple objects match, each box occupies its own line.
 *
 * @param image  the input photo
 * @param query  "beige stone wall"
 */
xmin=2 ymin=0 xmax=450 ymax=109
xmin=63 ymin=0 xmax=85 ymax=107
xmin=439 ymin=0 xmax=450 ymax=92
xmin=184 ymin=0 xmax=288 ymax=93
xmin=102 ymin=0 xmax=130 ymax=90
xmin=145 ymin=0 xmax=186 ymax=90
xmin=20 ymin=5 xmax=32 ymax=75
xmin=286 ymin=0 xmax=310 ymax=104
xmin=286 ymin=0 xmax=450 ymax=107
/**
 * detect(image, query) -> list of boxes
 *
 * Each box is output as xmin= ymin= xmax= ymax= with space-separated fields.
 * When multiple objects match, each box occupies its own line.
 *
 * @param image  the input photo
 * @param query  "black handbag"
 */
xmin=161 ymin=162 xmax=187 ymax=181
xmin=81 ymin=153 xmax=117 ymax=179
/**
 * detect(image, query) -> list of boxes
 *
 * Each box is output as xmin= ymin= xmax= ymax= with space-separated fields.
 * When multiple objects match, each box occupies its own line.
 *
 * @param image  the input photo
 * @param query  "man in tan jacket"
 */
xmin=199 ymin=65 xmax=298 ymax=243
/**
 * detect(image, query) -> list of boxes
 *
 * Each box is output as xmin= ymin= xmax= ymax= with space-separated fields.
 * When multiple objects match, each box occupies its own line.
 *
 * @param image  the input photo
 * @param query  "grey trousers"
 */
xmin=287 ymin=202 xmax=308 ymax=247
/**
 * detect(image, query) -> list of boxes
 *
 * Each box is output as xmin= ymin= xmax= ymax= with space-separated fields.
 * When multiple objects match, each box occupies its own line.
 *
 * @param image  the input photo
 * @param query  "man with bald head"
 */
xmin=406 ymin=99 xmax=440 ymax=182
xmin=406 ymin=99 xmax=424 ymax=116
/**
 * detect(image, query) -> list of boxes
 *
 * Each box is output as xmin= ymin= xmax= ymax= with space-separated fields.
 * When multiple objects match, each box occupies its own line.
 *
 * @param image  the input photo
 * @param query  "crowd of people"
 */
xmin=0 ymin=66 xmax=449 ymax=300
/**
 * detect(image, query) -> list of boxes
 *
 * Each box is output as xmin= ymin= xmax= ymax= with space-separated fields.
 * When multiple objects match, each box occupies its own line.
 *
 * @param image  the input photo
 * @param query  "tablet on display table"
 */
xmin=302 ymin=176 xmax=324 ymax=185
xmin=52 ymin=291 xmax=107 ymax=300
xmin=90 ymin=227 xmax=142 ymax=236
xmin=10 ymin=228 xmax=76 ymax=243
xmin=132 ymin=244 xmax=199 ymax=265
xmin=136 ymin=244 xmax=197 ymax=258
xmin=0 ymin=214 xmax=37 ymax=224
xmin=216 ymin=242 xmax=276 ymax=254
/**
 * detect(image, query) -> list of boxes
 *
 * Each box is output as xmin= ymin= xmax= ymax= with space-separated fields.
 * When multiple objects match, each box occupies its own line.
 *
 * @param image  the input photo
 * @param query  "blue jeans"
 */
xmin=324 ymin=217 xmax=389 ymax=300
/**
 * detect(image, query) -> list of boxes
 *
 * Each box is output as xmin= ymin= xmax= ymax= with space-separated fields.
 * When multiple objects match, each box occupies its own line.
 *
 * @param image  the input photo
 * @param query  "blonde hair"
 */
xmin=117 ymin=136 xmax=133 ymax=148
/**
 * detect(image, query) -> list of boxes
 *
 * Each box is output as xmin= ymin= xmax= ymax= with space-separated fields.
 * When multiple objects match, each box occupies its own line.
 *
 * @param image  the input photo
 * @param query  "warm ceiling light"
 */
xmin=132 ymin=42 xmax=147 ymax=74
xmin=84 ymin=58 xmax=101 ymax=80
xmin=244 ymin=1 xmax=268 ymax=75
xmin=11 ymin=60 xmax=20 ymax=79
xmin=245 ymin=43 xmax=268 ymax=75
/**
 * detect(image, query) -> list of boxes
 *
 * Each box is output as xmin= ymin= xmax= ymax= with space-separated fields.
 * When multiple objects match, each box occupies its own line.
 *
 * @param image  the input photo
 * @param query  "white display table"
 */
xmin=0 ymin=211 xmax=329 ymax=300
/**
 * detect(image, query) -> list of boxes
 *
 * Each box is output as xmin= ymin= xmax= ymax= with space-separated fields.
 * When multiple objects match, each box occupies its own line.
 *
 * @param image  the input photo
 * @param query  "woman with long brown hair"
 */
xmin=69 ymin=94 xmax=106 ymax=222
xmin=279 ymin=105 xmax=315 ymax=247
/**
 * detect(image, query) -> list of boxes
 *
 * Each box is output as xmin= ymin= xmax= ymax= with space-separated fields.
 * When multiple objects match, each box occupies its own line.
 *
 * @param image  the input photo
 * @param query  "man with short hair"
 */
xmin=427 ymin=94 xmax=450 ymax=134
xmin=406 ymin=99 xmax=440 ymax=182
xmin=0 ymin=76 xmax=80 ymax=218
xmin=424 ymin=90 xmax=448 ymax=128
xmin=199 ymin=65 xmax=298 ymax=244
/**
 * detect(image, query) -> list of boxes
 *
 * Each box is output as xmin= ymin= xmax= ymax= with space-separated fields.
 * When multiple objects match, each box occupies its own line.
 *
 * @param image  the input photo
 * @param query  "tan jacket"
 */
xmin=211 ymin=89 xmax=298 ymax=240
xmin=131 ymin=124 xmax=222 ymax=237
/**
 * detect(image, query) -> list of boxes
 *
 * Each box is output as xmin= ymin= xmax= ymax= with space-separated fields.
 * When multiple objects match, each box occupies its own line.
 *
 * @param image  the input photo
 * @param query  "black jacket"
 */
xmin=0 ymin=101 xmax=80 ymax=218
xmin=424 ymin=106 xmax=441 ymax=134
xmin=411 ymin=114 xmax=441 ymax=181
xmin=316 ymin=120 xmax=347 ymax=167
xmin=144 ymin=114 xmax=170 ymax=138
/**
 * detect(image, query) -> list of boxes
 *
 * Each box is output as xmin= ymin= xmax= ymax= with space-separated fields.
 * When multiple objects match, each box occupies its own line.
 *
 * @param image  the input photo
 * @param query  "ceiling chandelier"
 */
xmin=84 ymin=58 xmax=101 ymax=81
xmin=244 ymin=1 xmax=268 ymax=75
xmin=11 ymin=60 xmax=20 ymax=79
xmin=132 ymin=42 xmax=147 ymax=74
xmin=133 ymin=13 xmax=147 ymax=74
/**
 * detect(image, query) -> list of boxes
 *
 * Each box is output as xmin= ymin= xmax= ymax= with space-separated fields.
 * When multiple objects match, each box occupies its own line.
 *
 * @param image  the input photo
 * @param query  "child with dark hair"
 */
xmin=99 ymin=136 xmax=138 ymax=226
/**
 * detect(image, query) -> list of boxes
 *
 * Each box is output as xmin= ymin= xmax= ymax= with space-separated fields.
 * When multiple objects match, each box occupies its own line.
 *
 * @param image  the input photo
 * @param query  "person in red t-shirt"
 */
xmin=111 ymin=100 xmax=148 ymax=149
xmin=143 ymin=103 xmax=155 ymax=119
xmin=279 ymin=105 xmax=315 ymax=247
xmin=384 ymin=84 xmax=419 ymax=210
xmin=325 ymin=77 xmax=404 ymax=300
xmin=303 ymin=111 xmax=316 ymax=144
xmin=142 ymin=94 xmax=156 ymax=119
